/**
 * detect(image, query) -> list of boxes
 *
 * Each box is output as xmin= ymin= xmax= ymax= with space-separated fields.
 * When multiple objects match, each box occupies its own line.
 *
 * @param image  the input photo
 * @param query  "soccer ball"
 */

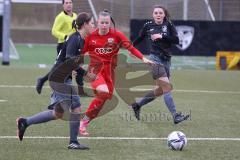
xmin=167 ymin=131 xmax=187 ymax=151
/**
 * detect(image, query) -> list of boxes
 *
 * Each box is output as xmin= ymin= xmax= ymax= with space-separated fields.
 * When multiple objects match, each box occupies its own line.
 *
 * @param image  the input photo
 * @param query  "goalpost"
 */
xmin=1 ymin=0 xmax=61 ymax=65
xmin=183 ymin=0 xmax=215 ymax=21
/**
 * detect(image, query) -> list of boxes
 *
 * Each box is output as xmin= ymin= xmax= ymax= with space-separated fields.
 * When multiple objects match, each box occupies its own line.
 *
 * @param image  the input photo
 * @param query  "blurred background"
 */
xmin=0 ymin=2 xmax=240 ymax=159
xmin=1 ymin=0 xmax=240 ymax=69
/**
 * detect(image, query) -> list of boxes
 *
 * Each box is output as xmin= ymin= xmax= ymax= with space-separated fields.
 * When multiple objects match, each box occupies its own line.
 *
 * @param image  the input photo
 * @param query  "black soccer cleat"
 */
xmin=68 ymin=141 xmax=90 ymax=150
xmin=16 ymin=117 xmax=28 ymax=141
xmin=36 ymin=77 xmax=45 ymax=94
xmin=131 ymin=103 xmax=141 ymax=121
xmin=173 ymin=112 xmax=190 ymax=124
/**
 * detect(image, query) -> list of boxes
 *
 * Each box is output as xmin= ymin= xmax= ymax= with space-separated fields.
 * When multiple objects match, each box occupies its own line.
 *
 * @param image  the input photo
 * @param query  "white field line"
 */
xmin=0 ymin=85 xmax=240 ymax=94
xmin=0 ymin=100 xmax=7 ymax=102
xmin=1 ymin=136 xmax=240 ymax=141
xmin=0 ymin=85 xmax=48 ymax=88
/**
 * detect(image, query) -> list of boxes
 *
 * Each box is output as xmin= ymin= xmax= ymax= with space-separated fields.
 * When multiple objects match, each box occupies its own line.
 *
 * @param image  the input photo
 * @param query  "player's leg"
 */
xmin=132 ymin=76 xmax=172 ymax=120
xmin=162 ymin=59 xmax=189 ymax=124
xmin=36 ymin=73 xmax=49 ymax=94
xmin=52 ymin=78 xmax=89 ymax=149
xmin=35 ymin=53 xmax=63 ymax=94
xmin=80 ymin=74 xmax=112 ymax=135
xmin=35 ymin=62 xmax=61 ymax=94
xmin=16 ymin=90 xmax=68 ymax=141
xmin=16 ymin=108 xmax=58 ymax=141
xmin=18 ymin=84 xmax=74 ymax=141
xmin=131 ymin=54 xmax=172 ymax=120
xmin=68 ymin=97 xmax=89 ymax=150
xmin=75 ymin=70 xmax=92 ymax=97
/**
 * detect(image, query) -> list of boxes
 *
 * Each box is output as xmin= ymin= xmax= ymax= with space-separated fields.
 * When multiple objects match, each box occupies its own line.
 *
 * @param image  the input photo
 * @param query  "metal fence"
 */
xmin=7 ymin=0 xmax=240 ymax=44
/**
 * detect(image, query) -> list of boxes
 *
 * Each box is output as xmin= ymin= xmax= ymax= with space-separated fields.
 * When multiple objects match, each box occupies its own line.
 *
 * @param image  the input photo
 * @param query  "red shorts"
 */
xmin=90 ymin=64 xmax=115 ymax=96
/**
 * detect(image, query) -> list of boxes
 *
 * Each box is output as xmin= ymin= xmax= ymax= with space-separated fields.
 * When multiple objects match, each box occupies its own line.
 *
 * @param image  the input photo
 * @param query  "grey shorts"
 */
xmin=149 ymin=54 xmax=171 ymax=79
xmin=50 ymin=79 xmax=81 ymax=110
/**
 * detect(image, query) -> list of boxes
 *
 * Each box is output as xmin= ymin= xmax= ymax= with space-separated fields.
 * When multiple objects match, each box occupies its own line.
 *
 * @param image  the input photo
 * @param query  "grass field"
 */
xmin=0 ymin=45 xmax=240 ymax=160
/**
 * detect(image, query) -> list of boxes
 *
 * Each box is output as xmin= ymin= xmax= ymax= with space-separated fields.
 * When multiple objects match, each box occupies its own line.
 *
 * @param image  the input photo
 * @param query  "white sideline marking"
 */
xmin=0 ymin=85 xmax=49 ymax=89
xmin=1 ymin=136 xmax=240 ymax=141
xmin=0 ymin=85 xmax=240 ymax=94
xmin=132 ymin=88 xmax=240 ymax=94
xmin=0 ymin=100 xmax=7 ymax=102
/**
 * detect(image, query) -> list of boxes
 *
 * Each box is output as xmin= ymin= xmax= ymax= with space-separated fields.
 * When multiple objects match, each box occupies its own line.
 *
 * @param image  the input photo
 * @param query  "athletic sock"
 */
xmin=69 ymin=112 xmax=80 ymax=143
xmin=163 ymin=92 xmax=177 ymax=115
xmin=26 ymin=110 xmax=55 ymax=126
xmin=137 ymin=90 xmax=156 ymax=107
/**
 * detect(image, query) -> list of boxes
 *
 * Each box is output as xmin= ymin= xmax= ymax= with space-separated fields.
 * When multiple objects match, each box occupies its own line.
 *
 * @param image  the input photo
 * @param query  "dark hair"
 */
xmin=98 ymin=9 xmax=116 ymax=28
xmin=153 ymin=5 xmax=171 ymax=22
xmin=62 ymin=0 xmax=73 ymax=4
xmin=72 ymin=12 xmax=93 ymax=30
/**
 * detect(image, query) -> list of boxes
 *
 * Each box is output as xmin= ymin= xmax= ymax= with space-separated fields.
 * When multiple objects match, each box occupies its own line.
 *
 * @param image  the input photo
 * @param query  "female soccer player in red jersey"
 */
xmin=79 ymin=10 xmax=154 ymax=135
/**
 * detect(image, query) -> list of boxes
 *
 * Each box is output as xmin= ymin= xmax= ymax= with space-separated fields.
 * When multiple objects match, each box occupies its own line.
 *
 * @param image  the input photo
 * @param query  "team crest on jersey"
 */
xmin=162 ymin=25 xmax=167 ymax=32
xmin=175 ymin=25 xmax=194 ymax=50
xmin=108 ymin=38 xmax=114 ymax=44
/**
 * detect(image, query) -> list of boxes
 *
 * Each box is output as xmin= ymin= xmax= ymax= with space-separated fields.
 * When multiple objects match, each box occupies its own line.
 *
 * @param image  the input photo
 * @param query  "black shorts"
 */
xmin=149 ymin=54 xmax=171 ymax=79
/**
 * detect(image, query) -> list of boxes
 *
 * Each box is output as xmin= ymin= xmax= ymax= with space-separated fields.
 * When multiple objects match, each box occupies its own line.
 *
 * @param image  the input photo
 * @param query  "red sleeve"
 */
xmin=82 ymin=35 xmax=90 ymax=54
xmin=116 ymin=30 xmax=143 ymax=60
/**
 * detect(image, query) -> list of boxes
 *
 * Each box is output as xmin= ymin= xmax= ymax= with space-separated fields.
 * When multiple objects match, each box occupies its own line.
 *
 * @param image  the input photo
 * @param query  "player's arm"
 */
xmin=81 ymin=35 xmax=90 ymax=55
xmin=132 ymin=23 xmax=147 ymax=46
xmin=156 ymin=23 xmax=179 ymax=44
xmin=117 ymin=30 xmax=154 ymax=65
xmin=51 ymin=14 xmax=66 ymax=40
xmin=65 ymin=36 xmax=88 ymax=78
xmin=65 ymin=35 xmax=79 ymax=59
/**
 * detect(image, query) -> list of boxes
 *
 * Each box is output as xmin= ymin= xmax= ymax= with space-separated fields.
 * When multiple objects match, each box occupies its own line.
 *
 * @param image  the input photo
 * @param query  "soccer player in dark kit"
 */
xmin=130 ymin=5 xmax=190 ymax=124
xmin=16 ymin=12 xmax=96 ymax=150
xmin=36 ymin=0 xmax=91 ymax=96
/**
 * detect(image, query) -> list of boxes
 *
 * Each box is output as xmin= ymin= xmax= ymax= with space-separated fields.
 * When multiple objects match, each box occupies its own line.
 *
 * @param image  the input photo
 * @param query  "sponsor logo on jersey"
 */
xmin=95 ymin=48 xmax=113 ymax=54
xmin=91 ymin=40 xmax=96 ymax=45
xmin=176 ymin=25 xmax=194 ymax=50
xmin=162 ymin=25 xmax=167 ymax=32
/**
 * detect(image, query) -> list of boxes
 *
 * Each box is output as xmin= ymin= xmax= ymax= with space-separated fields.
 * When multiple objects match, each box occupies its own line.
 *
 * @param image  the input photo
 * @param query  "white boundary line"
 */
xmin=0 ymin=85 xmax=240 ymax=94
xmin=1 ymin=136 xmax=240 ymax=141
xmin=0 ymin=100 xmax=7 ymax=102
xmin=0 ymin=85 xmax=46 ymax=88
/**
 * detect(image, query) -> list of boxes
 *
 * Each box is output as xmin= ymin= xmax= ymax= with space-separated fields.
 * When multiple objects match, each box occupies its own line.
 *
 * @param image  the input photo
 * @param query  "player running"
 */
xmin=79 ymin=10 xmax=155 ymax=136
xmin=36 ymin=0 xmax=91 ymax=97
xmin=130 ymin=5 xmax=189 ymax=124
xmin=16 ymin=12 xmax=95 ymax=150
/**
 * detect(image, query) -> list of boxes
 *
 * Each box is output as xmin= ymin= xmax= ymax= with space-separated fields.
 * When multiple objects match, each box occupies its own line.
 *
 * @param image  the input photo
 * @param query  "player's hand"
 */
xmin=72 ymin=70 xmax=77 ymax=77
xmin=84 ymin=68 xmax=97 ymax=82
xmin=151 ymin=33 xmax=162 ymax=41
xmin=142 ymin=57 xmax=156 ymax=66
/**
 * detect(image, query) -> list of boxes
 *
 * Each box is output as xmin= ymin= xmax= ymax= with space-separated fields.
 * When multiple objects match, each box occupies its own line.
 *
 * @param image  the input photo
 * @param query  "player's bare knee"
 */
xmin=162 ymin=83 xmax=172 ymax=93
xmin=97 ymin=91 xmax=111 ymax=100
xmin=53 ymin=111 xmax=63 ymax=119
xmin=54 ymin=103 xmax=64 ymax=119
xmin=155 ymin=87 xmax=163 ymax=96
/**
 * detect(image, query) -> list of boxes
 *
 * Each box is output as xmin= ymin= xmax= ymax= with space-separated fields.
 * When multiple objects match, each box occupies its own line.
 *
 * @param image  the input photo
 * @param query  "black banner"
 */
xmin=130 ymin=20 xmax=240 ymax=56
xmin=0 ymin=16 xmax=2 ymax=52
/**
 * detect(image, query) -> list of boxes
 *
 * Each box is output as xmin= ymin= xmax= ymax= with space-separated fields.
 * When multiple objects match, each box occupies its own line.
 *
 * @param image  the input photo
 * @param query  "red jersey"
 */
xmin=83 ymin=28 xmax=143 ymax=69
